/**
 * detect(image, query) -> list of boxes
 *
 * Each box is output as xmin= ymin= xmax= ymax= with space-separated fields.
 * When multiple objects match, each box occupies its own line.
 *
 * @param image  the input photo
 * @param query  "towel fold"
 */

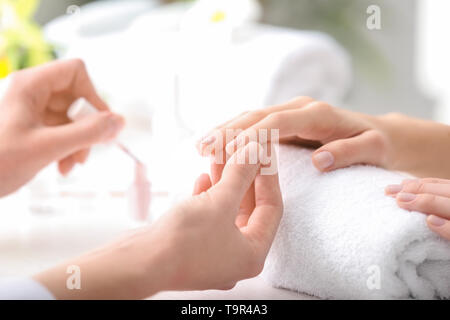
xmin=263 ymin=145 xmax=450 ymax=299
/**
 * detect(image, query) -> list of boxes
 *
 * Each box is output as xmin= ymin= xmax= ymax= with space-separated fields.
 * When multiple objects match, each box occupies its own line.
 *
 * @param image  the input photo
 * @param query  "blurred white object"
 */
xmin=44 ymin=0 xmax=157 ymax=53
xmin=44 ymin=3 xmax=352 ymax=135
xmin=417 ymin=0 xmax=450 ymax=123
xmin=180 ymin=0 xmax=262 ymax=42
xmin=174 ymin=26 xmax=352 ymax=132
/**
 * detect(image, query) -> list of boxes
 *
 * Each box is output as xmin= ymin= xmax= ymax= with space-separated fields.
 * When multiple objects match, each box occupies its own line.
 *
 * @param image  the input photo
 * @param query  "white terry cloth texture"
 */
xmin=263 ymin=145 xmax=450 ymax=300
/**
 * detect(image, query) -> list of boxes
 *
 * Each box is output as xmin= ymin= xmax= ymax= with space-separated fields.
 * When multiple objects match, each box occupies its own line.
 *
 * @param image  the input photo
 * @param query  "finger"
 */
xmin=312 ymin=130 xmax=387 ymax=172
xmin=193 ymin=173 xmax=212 ymax=195
xmin=244 ymin=151 xmax=283 ymax=251
xmin=396 ymin=192 xmax=450 ymax=219
xmin=217 ymin=96 xmax=315 ymax=132
xmin=386 ymin=178 xmax=450 ymax=197
xmin=427 ymin=215 xmax=450 ymax=240
xmin=225 ymin=102 xmax=365 ymax=154
xmin=235 ymin=183 xmax=256 ymax=228
xmin=211 ymin=142 xmax=262 ymax=210
xmin=198 ymin=96 xmax=315 ymax=156
xmin=210 ymin=150 xmax=228 ymax=185
xmin=34 ymin=112 xmax=125 ymax=164
xmin=403 ymin=178 xmax=450 ymax=186
xmin=58 ymin=155 xmax=77 ymax=176
xmin=390 ymin=181 xmax=450 ymax=198
xmin=9 ymin=59 xmax=109 ymax=112
xmin=210 ymin=149 xmax=256 ymax=228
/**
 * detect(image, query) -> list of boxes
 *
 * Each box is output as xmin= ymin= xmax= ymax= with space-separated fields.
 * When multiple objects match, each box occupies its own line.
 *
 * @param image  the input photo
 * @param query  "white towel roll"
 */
xmin=263 ymin=145 xmax=450 ymax=299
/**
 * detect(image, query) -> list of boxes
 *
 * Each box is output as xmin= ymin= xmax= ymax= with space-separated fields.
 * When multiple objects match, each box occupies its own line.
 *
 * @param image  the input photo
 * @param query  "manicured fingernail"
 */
xmin=313 ymin=151 xmax=334 ymax=170
xmin=428 ymin=215 xmax=447 ymax=227
xmin=108 ymin=114 xmax=124 ymax=133
xmin=397 ymin=192 xmax=416 ymax=202
xmin=201 ymin=135 xmax=216 ymax=145
xmin=226 ymin=139 xmax=238 ymax=155
xmin=385 ymin=184 xmax=402 ymax=195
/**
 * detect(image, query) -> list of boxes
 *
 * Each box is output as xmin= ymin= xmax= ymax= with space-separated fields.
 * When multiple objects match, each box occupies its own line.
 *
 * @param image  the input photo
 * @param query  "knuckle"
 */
xmin=309 ymin=101 xmax=333 ymax=113
xmin=69 ymin=58 xmax=87 ymax=70
xmin=384 ymin=112 xmax=405 ymax=122
xmin=366 ymin=130 xmax=389 ymax=164
xmin=368 ymin=130 xmax=387 ymax=150
xmin=420 ymin=194 xmax=436 ymax=207
xmin=290 ymin=96 xmax=315 ymax=105
xmin=264 ymin=111 xmax=285 ymax=125
xmin=416 ymin=182 xmax=428 ymax=194
xmin=247 ymin=110 xmax=267 ymax=120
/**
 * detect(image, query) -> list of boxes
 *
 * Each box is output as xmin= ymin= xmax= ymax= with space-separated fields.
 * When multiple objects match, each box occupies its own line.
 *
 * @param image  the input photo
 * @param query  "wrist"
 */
xmin=376 ymin=113 xmax=450 ymax=178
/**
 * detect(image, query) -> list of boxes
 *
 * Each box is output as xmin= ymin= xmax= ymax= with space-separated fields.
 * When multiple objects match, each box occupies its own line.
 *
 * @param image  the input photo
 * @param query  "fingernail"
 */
xmin=428 ymin=215 xmax=447 ymax=227
xmin=385 ymin=184 xmax=402 ymax=195
xmin=201 ymin=135 xmax=216 ymax=145
xmin=108 ymin=114 xmax=124 ymax=134
xmin=225 ymin=139 xmax=236 ymax=155
xmin=313 ymin=151 xmax=334 ymax=170
xmin=397 ymin=192 xmax=416 ymax=202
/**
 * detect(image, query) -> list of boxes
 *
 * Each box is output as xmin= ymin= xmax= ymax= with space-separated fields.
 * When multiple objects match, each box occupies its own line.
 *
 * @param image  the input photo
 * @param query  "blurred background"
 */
xmin=0 ymin=0 xmax=449 ymax=279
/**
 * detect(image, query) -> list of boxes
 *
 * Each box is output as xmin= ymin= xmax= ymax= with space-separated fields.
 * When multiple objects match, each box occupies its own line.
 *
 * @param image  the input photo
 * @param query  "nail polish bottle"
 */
xmin=129 ymin=162 xmax=151 ymax=221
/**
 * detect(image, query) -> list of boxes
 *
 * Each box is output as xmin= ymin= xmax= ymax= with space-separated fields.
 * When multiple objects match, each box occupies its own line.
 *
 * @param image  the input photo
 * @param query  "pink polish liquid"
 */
xmin=67 ymin=98 xmax=152 ymax=221
xmin=129 ymin=162 xmax=151 ymax=221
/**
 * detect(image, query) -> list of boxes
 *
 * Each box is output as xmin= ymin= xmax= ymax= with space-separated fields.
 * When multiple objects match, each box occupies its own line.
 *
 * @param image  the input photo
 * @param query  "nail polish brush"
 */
xmin=67 ymin=97 xmax=151 ymax=221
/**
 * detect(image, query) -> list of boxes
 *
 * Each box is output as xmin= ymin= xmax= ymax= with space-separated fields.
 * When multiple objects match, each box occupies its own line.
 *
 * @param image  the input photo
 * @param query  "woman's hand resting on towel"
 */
xmin=386 ymin=178 xmax=450 ymax=240
xmin=0 ymin=59 xmax=125 ymax=197
xmin=34 ymin=142 xmax=283 ymax=299
xmin=197 ymin=96 xmax=450 ymax=179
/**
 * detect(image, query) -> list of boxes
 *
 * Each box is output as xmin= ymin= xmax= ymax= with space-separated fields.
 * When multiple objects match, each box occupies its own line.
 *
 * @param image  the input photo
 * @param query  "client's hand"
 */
xmin=197 ymin=96 xmax=450 ymax=179
xmin=386 ymin=178 xmax=450 ymax=240
xmin=0 ymin=59 xmax=124 ymax=197
xmin=34 ymin=142 xmax=283 ymax=299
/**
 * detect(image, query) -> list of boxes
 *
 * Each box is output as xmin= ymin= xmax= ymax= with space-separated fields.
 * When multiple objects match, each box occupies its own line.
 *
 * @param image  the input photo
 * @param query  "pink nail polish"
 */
xmin=428 ymin=215 xmax=447 ymax=227
xmin=129 ymin=162 xmax=151 ymax=221
xmin=201 ymin=135 xmax=216 ymax=145
xmin=385 ymin=184 xmax=402 ymax=195
xmin=397 ymin=192 xmax=416 ymax=202
xmin=313 ymin=151 xmax=334 ymax=170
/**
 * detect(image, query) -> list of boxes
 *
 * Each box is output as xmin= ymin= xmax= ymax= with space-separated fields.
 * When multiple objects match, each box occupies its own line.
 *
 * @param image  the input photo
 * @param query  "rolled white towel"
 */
xmin=263 ymin=145 xmax=450 ymax=299
xmin=255 ymin=29 xmax=352 ymax=107
xmin=161 ymin=25 xmax=353 ymax=132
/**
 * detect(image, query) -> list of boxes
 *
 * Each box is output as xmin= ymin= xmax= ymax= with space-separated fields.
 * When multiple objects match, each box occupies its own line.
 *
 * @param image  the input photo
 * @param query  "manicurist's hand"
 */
xmin=0 ymin=59 xmax=125 ymax=197
xmin=197 ymin=96 xmax=450 ymax=179
xmin=385 ymin=178 xmax=450 ymax=240
xmin=34 ymin=142 xmax=283 ymax=299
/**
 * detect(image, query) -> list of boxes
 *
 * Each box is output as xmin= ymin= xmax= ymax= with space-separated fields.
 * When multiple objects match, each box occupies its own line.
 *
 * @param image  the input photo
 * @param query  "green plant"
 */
xmin=0 ymin=0 xmax=54 ymax=78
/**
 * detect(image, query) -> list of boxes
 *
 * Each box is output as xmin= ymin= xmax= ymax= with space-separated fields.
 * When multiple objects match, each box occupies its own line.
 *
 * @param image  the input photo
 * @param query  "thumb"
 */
xmin=312 ymin=130 xmax=387 ymax=172
xmin=36 ymin=112 xmax=125 ymax=162
xmin=212 ymin=141 xmax=262 ymax=208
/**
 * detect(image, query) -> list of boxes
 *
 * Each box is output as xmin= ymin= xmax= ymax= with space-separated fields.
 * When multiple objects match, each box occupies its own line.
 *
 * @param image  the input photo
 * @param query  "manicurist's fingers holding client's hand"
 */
xmin=0 ymin=59 xmax=125 ymax=197
xmin=35 ymin=142 xmax=283 ymax=299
